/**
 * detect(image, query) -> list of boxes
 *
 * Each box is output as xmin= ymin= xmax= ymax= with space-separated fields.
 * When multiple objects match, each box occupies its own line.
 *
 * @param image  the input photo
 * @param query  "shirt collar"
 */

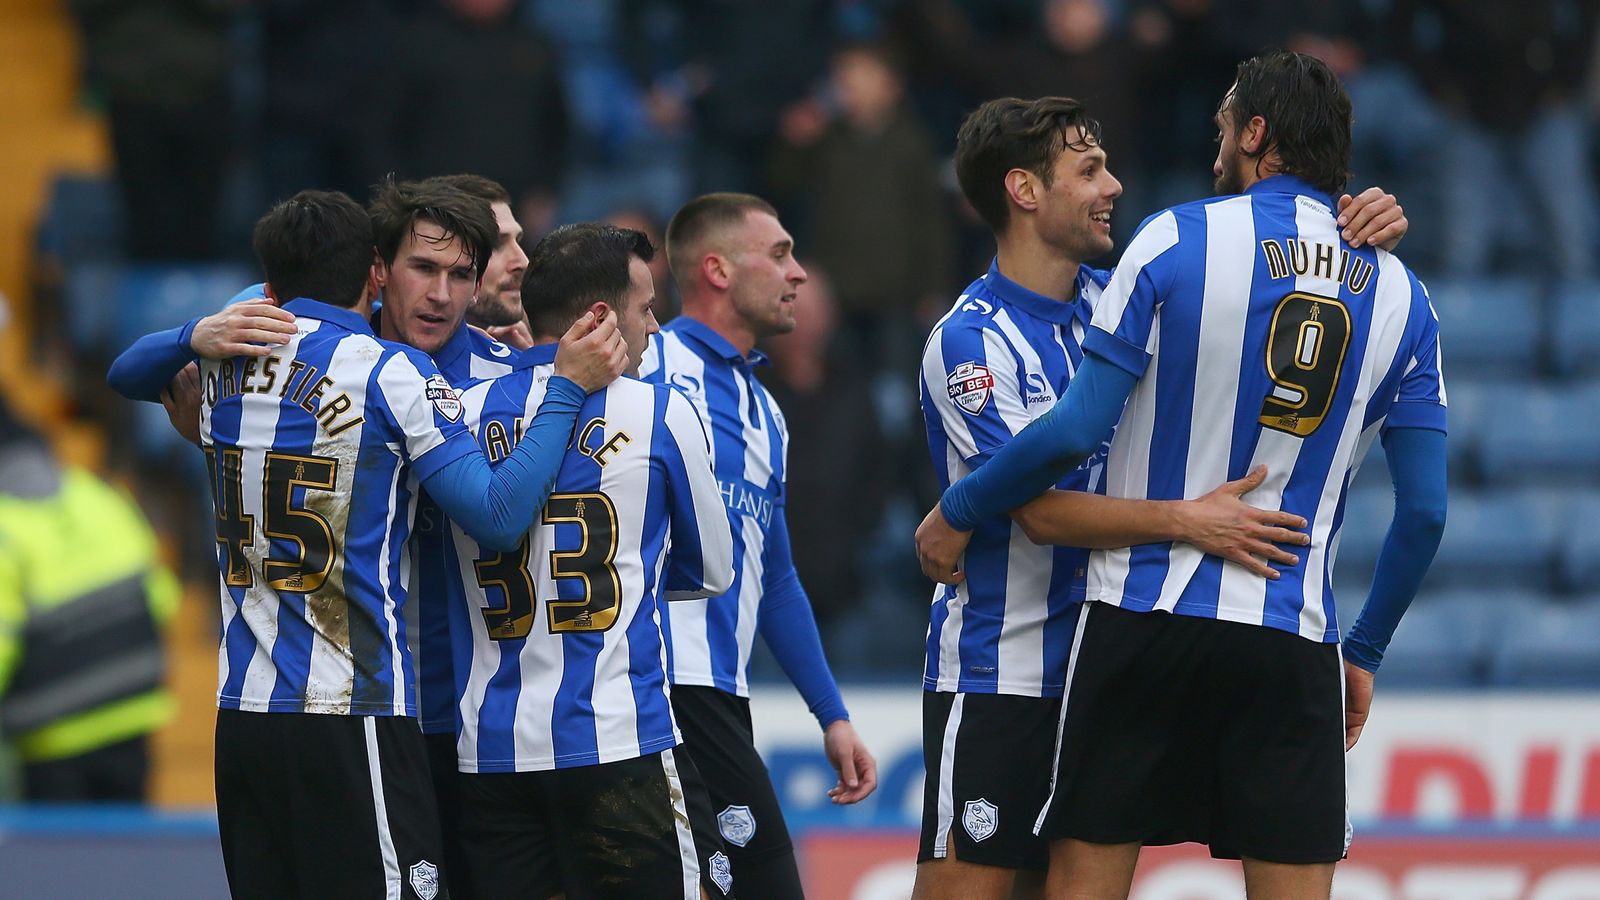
xmin=518 ymin=342 xmax=559 ymax=369
xmin=285 ymin=298 xmax=374 ymax=335
xmin=982 ymin=259 xmax=1091 ymax=327
xmin=668 ymin=316 xmax=769 ymax=367
xmin=1244 ymin=174 xmax=1336 ymax=211
xmin=430 ymin=319 xmax=474 ymax=370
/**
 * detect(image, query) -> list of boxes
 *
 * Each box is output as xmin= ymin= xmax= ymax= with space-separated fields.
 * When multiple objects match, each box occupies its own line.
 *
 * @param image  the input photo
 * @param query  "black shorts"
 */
xmin=215 ymin=709 xmax=449 ymax=900
xmin=1036 ymin=603 xmax=1349 ymax=864
xmin=458 ymin=748 xmax=733 ymax=899
xmin=917 ymin=691 xmax=1061 ymax=871
xmin=425 ymin=730 xmax=474 ymax=900
xmin=671 ymin=685 xmax=804 ymax=900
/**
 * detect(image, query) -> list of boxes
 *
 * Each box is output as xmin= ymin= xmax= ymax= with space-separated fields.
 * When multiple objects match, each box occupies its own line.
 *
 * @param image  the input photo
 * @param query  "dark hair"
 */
xmin=367 ymin=176 xmax=497 ymax=279
xmin=522 ymin=223 xmax=656 ymax=337
xmin=1224 ymin=50 xmax=1353 ymax=196
xmin=420 ymin=173 xmax=511 ymax=206
xmin=664 ymin=192 xmax=778 ymax=287
xmin=955 ymin=97 xmax=1102 ymax=232
xmin=251 ymin=190 xmax=374 ymax=308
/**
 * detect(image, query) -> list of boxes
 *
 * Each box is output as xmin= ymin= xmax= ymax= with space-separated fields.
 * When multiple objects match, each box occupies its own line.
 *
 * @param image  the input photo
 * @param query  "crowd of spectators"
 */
xmin=60 ymin=0 xmax=1600 ymax=672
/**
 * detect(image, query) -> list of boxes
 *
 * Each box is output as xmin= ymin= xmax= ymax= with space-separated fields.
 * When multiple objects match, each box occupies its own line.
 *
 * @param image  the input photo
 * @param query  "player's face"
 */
xmin=1037 ymin=133 xmax=1121 ymax=262
xmin=378 ymin=221 xmax=478 ymax=355
xmin=470 ymin=201 xmax=528 ymax=327
xmin=726 ymin=212 xmax=806 ymax=340
xmin=614 ymin=255 xmax=660 ymax=376
xmin=1213 ymin=92 xmax=1248 ymax=196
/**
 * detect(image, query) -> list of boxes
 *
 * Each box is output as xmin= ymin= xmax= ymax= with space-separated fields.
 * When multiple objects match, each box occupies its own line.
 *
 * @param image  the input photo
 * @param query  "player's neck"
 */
xmin=994 ymin=237 xmax=1081 ymax=303
xmin=678 ymin=300 xmax=757 ymax=357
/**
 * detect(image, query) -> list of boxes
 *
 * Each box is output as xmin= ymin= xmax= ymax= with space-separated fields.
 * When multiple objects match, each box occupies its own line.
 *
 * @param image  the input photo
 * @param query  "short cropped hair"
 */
xmin=954 ymin=97 xmax=1102 ymax=233
xmin=251 ymin=190 xmax=373 ymax=308
xmin=1225 ymin=50 xmax=1353 ymax=196
xmin=367 ymin=176 xmax=497 ymax=280
xmin=420 ymin=173 xmax=512 ymax=207
xmin=664 ymin=192 xmax=778 ymax=287
xmin=522 ymin=223 xmax=656 ymax=338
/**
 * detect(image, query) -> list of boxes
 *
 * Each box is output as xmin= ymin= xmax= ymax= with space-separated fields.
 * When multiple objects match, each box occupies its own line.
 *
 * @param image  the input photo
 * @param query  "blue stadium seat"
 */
xmin=1488 ymin=597 xmax=1600 ymax=687
xmin=1477 ymin=381 xmax=1600 ymax=483
xmin=1377 ymin=590 xmax=1510 ymax=687
xmin=1425 ymin=277 xmax=1543 ymax=375
xmin=1439 ymin=377 xmax=1496 ymax=483
xmin=1424 ymin=489 xmax=1563 ymax=590
xmin=66 ymin=263 xmax=253 ymax=357
xmin=1549 ymin=279 xmax=1600 ymax=376
xmin=1333 ymin=484 xmax=1394 ymax=582
xmin=1558 ymin=492 xmax=1600 ymax=593
xmin=35 ymin=174 xmax=124 ymax=265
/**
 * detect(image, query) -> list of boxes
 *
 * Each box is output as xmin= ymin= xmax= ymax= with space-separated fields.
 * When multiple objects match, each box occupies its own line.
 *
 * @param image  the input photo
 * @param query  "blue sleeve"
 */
xmin=420 ymin=376 xmax=585 ymax=552
xmin=1342 ymin=427 xmax=1449 ymax=672
xmin=940 ymin=353 xmax=1137 ymax=531
xmin=106 ymin=319 xmax=202 ymax=402
xmin=756 ymin=508 xmax=848 ymax=729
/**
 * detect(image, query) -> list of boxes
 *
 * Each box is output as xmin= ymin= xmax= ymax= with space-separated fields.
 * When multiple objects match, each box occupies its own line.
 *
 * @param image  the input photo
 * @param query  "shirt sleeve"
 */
xmin=106 ymin=319 xmax=202 ymax=402
xmin=1081 ymin=210 xmax=1182 ymax=378
xmin=373 ymin=349 xmax=480 ymax=483
xmin=1382 ymin=272 xmax=1448 ymax=434
xmin=920 ymin=318 xmax=1033 ymax=468
xmin=659 ymin=386 xmax=735 ymax=600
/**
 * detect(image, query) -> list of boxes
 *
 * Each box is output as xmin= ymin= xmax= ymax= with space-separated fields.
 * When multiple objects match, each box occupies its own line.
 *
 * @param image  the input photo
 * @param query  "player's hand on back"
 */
xmin=822 ymin=719 xmax=878 ymax=805
xmin=1337 ymin=187 xmax=1407 ymax=252
xmin=1174 ymin=464 xmax=1310 ymax=579
xmin=482 ymin=318 xmax=535 ymax=351
xmin=1343 ymin=660 xmax=1375 ymax=750
xmin=160 ymin=362 xmax=203 ymax=445
xmin=915 ymin=504 xmax=972 ymax=585
xmin=189 ymin=300 xmax=297 ymax=359
xmin=553 ymin=311 xmax=628 ymax=392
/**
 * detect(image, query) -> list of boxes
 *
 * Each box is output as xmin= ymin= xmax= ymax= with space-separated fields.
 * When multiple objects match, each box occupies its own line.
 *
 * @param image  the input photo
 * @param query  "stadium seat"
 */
xmin=1558 ymin=492 xmax=1600 ymax=593
xmin=1477 ymin=381 xmax=1600 ymax=484
xmin=66 ymin=263 xmax=254 ymax=357
xmin=1377 ymin=590 xmax=1510 ymax=687
xmin=1489 ymin=597 xmax=1600 ymax=687
xmin=1424 ymin=276 xmax=1544 ymax=376
xmin=1332 ymin=484 xmax=1394 ymax=581
xmin=35 ymin=173 xmax=124 ymax=265
xmin=1423 ymin=489 xmax=1563 ymax=590
xmin=1549 ymin=279 xmax=1600 ymax=376
xmin=1438 ymin=377 xmax=1495 ymax=483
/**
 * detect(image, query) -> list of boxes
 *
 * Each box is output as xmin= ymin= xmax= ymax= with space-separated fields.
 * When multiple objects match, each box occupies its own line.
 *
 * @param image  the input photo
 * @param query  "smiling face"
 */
xmin=376 ymin=220 xmax=479 ymax=354
xmin=1033 ymin=128 xmax=1122 ymax=261
xmin=725 ymin=211 xmax=807 ymax=340
xmin=468 ymin=201 xmax=529 ymax=328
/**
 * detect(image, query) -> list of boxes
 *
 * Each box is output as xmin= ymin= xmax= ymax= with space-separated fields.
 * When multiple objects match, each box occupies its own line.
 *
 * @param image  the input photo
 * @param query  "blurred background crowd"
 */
xmin=2 ymin=0 xmax=1600 ymax=804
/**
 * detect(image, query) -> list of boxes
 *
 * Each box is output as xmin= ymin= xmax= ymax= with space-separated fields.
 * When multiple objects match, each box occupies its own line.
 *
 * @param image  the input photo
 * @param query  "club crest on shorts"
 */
xmin=408 ymin=859 xmax=440 ymax=900
xmin=963 ymin=798 xmax=999 ymax=843
xmin=716 ymin=804 xmax=757 ymax=847
xmin=947 ymin=362 xmax=995 ymax=415
xmin=708 ymin=850 xmax=734 ymax=895
xmin=425 ymin=374 xmax=462 ymax=422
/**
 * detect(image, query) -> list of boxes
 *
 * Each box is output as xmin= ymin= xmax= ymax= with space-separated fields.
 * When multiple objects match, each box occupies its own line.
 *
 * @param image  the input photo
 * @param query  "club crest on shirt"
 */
xmin=717 ymin=804 xmax=757 ymax=847
xmin=425 ymin=374 xmax=462 ymax=422
xmin=408 ymin=860 xmax=440 ymax=900
xmin=947 ymin=362 xmax=995 ymax=415
xmin=963 ymin=798 xmax=999 ymax=842
xmin=709 ymin=850 xmax=734 ymax=894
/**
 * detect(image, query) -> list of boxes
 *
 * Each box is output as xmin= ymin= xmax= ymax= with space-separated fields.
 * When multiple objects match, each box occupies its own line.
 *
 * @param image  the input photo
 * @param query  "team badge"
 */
xmin=963 ymin=798 xmax=999 ymax=843
xmin=408 ymin=859 xmax=440 ymax=900
xmin=425 ymin=374 xmax=462 ymax=422
xmin=716 ymin=804 xmax=757 ymax=847
xmin=947 ymin=362 xmax=995 ymax=415
xmin=708 ymin=851 xmax=734 ymax=895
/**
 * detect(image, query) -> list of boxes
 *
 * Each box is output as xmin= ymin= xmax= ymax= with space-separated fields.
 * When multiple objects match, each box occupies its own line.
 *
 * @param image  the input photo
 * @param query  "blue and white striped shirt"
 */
xmin=638 ymin=319 xmax=786 ymax=699
xmin=448 ymin=346 xmax=733 ymax=771
xmin=919 ymin=262 xmax=1109 ymax=697
xmin=201 ymin=299 xmax=478 ymax=715
xmin=410 ymin=323 xmax=517 ymax=734
xmin=1084 ymin=175 xmax=1447 ymax=641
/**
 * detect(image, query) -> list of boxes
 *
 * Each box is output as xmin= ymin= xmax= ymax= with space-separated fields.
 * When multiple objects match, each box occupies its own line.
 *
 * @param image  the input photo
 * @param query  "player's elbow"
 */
xmin=472 ymin=523 xmax=524 ymax=554
xmin=1394 ymin=496 xmax=1447 ymax=547
xmin=1012 ymin=505 xmax=1053 ymax=546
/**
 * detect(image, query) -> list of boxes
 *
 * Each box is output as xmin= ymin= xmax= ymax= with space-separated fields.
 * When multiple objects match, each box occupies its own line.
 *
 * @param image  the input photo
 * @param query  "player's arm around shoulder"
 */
xmin=657 ymin=384 xmax=734 ymax=599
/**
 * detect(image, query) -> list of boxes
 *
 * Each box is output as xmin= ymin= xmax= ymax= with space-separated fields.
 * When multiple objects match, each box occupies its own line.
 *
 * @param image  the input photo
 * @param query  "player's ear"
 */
xmin=703 ymin=252 xmax=732 ymax=291
xmin=588 ymin=301 xmax=612 ymax=324
xmin=1005 ymin=168 xmax=1040 ymax=213
xmin=371 ymin=248 xmax=388 ymax=286
xmin=1240 ymin=115 xmax=1269 ymax=154
xmin=262 ymin=283 xmax=281 ymax=304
